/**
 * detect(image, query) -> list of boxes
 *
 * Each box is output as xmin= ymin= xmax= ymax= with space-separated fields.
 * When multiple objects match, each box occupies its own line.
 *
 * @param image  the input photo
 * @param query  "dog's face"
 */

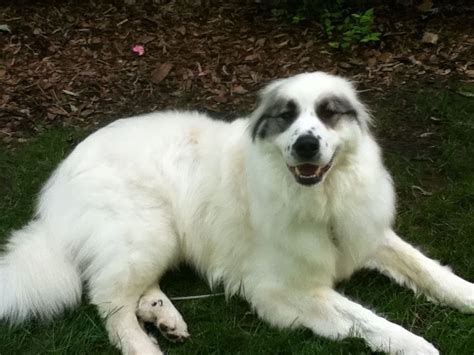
xmin=250 ymin=72 xmax=370 ymax=186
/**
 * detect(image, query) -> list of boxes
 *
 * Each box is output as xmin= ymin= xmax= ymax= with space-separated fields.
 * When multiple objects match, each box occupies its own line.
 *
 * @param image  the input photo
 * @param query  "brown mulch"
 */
xmin=1 ymin=1 xmax=473 ymax=142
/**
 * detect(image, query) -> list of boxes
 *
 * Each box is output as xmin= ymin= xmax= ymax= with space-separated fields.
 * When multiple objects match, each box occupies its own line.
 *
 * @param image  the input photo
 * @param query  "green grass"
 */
xmin=1 ymin=86 xmax=473 ymax=354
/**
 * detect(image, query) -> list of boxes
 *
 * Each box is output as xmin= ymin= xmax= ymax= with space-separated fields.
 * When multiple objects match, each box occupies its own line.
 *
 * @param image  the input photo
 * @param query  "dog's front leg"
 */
xmin=366 ymin=230 xmax=474 ymax=313
xmin=250 ymin=286 xmax=438 ymax=354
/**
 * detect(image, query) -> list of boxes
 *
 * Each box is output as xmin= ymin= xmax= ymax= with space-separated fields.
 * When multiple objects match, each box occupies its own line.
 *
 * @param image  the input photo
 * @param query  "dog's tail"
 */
xmin=0 ymin=220 xmax=82 ymax=323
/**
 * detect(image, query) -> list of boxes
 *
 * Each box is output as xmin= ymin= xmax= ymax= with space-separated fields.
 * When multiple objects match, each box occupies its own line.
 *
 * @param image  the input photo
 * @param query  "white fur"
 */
xmin=1 ymin=72 xmax=472 ymax=355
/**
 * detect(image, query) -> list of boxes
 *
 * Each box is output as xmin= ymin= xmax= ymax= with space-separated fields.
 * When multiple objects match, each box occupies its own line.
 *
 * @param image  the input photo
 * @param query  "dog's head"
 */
xmin=250 ymin=72 xmax=371 ymax=186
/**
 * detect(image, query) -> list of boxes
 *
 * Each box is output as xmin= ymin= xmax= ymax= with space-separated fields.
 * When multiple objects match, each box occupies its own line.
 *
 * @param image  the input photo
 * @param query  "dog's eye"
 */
xmin=279 ymin=111 xmax=294 ymax=121
xmin=317 ymin=104 xmax=337 ymax=122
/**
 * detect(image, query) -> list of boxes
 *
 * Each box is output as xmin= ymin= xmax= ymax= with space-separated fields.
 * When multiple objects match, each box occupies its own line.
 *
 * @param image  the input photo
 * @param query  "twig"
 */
xmin=170 ymin=292 xmax=225 ymax=301
xmin=0 ymin=130 xmax=13 ymax=137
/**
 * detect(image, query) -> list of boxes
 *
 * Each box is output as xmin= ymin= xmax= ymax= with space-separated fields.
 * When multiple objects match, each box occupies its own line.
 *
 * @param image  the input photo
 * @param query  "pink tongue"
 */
xmin=298 ymin=164 xmax=318 ymax=176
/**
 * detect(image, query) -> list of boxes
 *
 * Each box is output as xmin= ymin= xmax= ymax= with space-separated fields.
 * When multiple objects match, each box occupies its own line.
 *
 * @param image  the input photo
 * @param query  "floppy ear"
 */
xmin=352 ymin=96 xmax=374 ymax=132
xmin=259 ymin=78 xmax=285 ymax=98
xmin=344 ymin=78 xmax=374 ymax=131
xmin=250 ymin=78 xmax=284 ymax=121
xmin=248 ymin=78 xmax=286 ymax=140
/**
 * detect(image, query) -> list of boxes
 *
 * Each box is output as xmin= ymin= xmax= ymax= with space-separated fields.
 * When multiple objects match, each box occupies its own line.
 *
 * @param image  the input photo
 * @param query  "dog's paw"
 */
xmin=370 ymin=326 xmax=439 ymax=355
xmin=137 ymin=292 xmax=190 ymax=343
xmin=443 ymin=280 xmax=474 ymax=314
xmin=395 ymin=340 xmax=439 ymax=355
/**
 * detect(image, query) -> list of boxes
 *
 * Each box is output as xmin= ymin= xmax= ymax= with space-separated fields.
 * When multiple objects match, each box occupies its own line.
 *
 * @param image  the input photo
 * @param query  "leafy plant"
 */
xmin=270 ymin=0 xmax=381 ymax=49
xmin=322 ymin=7 xmax=381 ymax=49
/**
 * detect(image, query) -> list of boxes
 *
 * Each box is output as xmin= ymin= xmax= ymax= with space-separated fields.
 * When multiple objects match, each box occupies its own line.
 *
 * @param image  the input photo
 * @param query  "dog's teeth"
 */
xmin=295 ymin=166 xmax=301 ymax=176
xmin=315 ymin=166 xmax=322 ymax=176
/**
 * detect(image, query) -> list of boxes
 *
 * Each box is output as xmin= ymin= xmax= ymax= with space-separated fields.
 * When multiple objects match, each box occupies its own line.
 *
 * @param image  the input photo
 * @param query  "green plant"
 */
xmin=270 ymin=0 xmax=381 ymax=49
xmin=322 ymin=7 xmax=381 ymax=49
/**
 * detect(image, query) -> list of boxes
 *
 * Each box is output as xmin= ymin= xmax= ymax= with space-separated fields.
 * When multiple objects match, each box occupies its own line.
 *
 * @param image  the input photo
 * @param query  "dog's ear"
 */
xmin=354 ymin=100 xmax=373 ymax=130
xmin=259 ymin=78 xmax=285 ymax=99
xmin=249 ymin=78 xmax=286 ymax=140
xmin=343 ymin=78 xmax=374 ymax=131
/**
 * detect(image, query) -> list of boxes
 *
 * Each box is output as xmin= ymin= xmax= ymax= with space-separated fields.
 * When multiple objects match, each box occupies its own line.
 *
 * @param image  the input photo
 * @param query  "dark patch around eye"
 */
xmin=280 ymin=100 xmax=298 ymax=121
xmin=316 ymin=96 xmax=358 ymax=127
xmin=252 ymin=99 xmax=300 ymax=140
xmin=251 ymin=115 xmax=269 ymax=140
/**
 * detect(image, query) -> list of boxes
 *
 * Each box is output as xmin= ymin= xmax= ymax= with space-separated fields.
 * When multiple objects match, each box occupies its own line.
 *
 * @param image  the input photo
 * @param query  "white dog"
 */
xmin=1 ymin=72 xmax=472 ymax=354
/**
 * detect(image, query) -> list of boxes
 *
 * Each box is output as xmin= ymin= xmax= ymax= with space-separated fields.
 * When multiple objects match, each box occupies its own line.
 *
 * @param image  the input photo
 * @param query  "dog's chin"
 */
xmin=287 ymin=159 xmax=334 ymax=186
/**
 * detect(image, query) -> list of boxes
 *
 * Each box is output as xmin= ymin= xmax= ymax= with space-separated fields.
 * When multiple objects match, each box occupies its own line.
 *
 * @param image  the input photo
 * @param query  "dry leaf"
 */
xmin=177 ymin=26 xmax=186 ymax=35
xmin=417 ymin=0 xmax=433 ymax=12
xmin=141 ymin=35 xmax=155 ymax=44
xmin=367 ymin=57 xmax=377 ymax=67
xmin=244 ymin=54 xmax=259 ymax=61
xmin=379 ymin=52 xmax=393 ymax=63
xmin=233 ymin=85 xmax=248 ymax=94
xmin=419 ymin=132 xmax=434 ymax=138
xmin=457 ymin=91 xmax=474 ymax=98
xmin=421 ymin=32 xmax=439 ymax=45
xmin=62 ymin=89 xmax=79 ymax=97
xmin=255 ymin=38 xmax=266 ymax=47
xmin=0 ymin=24 xmax=11 ymax=33
xmin=151 ymin=63 xmax=173 ymax=84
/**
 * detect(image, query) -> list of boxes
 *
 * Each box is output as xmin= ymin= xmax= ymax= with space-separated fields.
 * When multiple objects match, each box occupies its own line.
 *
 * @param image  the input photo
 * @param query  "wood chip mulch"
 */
xmin=1 ymin=1 xmax=473 ymax=142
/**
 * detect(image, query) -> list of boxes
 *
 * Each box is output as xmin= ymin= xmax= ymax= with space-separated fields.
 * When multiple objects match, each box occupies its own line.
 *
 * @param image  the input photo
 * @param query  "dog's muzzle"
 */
xmin=287 ymin=160 xmax=333 ymax=186
xmin=288 ymin=135 xmax=333 ymax=186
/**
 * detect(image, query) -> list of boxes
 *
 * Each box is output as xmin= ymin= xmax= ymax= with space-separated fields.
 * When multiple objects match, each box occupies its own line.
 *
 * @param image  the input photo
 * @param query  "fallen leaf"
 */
xmin=255 ymin=38 xmax=266 ymax=47
xmin=215 ymin=93 xmax=227 ymax=103
xmin=408 ymin=55 xmax=422 ymax=66
xmin=232 ymin=85 xmax=248 ymax=94
xmin=417 ymin=0 xmax=433 ymax=12
xmin=378 ymin=52 xmax=393 ymax=63
xmin=151 ymin=63 xmax=173 ymax=84
xmin=62 ymin=89 xmax=79 ymax=97
xmin=457 ymin=91 xmax=474 ymax=98
xmin=367 ymin=57 xmax=377 ymax=67
xmin=0 ymin=24 xmax=11 ymax=33
xmin=80 ymin=109 xmax=94 ymax=117
xmin=421 ymin=32 xmax=439 ymax=45
xmin=177 ymin=26 xmax=186 ymax=35
xmin=244 ymin=54 xmax=259 ymax=61
xmin=140 ymin=35 xmax=155 ymax=44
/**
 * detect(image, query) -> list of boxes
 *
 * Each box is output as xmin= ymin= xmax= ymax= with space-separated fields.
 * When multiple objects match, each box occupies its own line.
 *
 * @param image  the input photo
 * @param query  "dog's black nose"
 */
xmin=293 ymin=135 xmax=320 ymax=160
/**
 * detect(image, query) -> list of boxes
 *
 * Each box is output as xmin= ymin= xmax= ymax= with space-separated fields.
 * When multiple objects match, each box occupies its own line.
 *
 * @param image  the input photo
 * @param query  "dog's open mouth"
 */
xmin=288 ymin=161 xmax=333 ymax=186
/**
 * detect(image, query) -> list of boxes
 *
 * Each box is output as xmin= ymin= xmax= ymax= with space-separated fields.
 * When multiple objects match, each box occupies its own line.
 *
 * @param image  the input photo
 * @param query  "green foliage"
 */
xmin=270 ymin=0 xmax=381 ymax=49
xmin=322 ymin=7 xmax=381 ymax=49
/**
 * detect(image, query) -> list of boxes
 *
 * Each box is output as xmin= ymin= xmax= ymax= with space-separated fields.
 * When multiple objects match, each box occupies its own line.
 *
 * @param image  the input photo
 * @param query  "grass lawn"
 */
xmin=1 ymin=85 xmax=473 ymax=354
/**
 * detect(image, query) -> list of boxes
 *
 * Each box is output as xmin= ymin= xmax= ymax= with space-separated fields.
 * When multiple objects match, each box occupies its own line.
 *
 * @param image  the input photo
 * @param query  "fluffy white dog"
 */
xmin=1 ymin=72 xmax=472 ymax=354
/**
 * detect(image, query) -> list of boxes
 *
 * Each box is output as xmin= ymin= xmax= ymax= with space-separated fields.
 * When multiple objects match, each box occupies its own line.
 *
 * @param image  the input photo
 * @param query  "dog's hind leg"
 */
xmin=137 ymin=285 xmax=190 ymax=343
xmin=250 ymin=286 xmax=438 ymax=354
xmin=86 ymin=216 xmax=180 ymax=355
xmin=97 ymin=297 xmax=163 ymax=355
xmin=365 ymin=229 xmax=474 ymax=313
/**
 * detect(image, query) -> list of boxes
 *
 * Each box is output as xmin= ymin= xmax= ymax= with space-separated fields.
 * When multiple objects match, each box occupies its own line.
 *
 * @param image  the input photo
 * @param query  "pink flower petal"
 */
xmin=131 ymin=44 xmax=145 ymax=56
